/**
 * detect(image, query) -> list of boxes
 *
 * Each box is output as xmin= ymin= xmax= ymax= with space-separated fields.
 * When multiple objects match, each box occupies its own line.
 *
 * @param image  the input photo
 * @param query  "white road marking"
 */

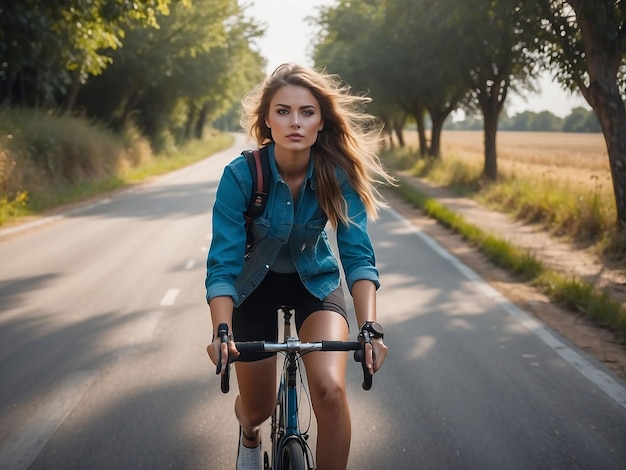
xmin=385 ymin=206 xmax=626 ymax=409
xmin=0 ymin=371 xmax=96 ymax=470
xmin=160 ymin=288 xmax=180 ymax=306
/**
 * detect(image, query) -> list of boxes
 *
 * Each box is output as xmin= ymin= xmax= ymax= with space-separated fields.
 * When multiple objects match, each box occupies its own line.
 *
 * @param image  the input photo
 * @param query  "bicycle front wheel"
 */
xmin=280 ymin=439 xmax=307 ymax=470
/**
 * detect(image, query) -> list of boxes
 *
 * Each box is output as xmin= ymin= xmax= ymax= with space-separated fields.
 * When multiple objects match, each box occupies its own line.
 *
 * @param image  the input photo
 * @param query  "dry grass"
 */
xmin=0 ymin=107 xmax=233 ymax=223
xmin=393 ymin=129 xmax=621 ymax=256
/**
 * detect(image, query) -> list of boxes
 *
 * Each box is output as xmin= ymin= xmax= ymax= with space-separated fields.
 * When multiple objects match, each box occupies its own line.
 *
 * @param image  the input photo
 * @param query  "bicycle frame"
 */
xmin=216 ymin=306 xmax=372 ymax=469
xmin=270 ymin=307 xmax=315 ymax=469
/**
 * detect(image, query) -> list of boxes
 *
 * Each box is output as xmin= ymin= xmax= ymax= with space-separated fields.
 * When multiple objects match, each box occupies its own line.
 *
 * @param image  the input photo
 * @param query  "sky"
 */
xmin=245 ymin=0 xmax=589 ymax=118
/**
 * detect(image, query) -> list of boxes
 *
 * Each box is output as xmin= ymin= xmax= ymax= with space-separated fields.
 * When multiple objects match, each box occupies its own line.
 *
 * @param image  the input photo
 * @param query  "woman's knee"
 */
xmin=311 ymin=378 xmax=348 ymax=418
xmin=236 ymin=392 xmax=275 ymax=427
xmin=243 ymin=402 xmax=274 ymax=426
xmin=235 ymin=358 xmax=276 ymax=426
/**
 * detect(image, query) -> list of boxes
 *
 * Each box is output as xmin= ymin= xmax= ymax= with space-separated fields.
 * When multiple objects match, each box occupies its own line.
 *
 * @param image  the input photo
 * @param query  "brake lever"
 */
xmin=216 ymin=323 xmax=231 ymax=393
xmin=354 ymin=330 xmax=373 ymax=391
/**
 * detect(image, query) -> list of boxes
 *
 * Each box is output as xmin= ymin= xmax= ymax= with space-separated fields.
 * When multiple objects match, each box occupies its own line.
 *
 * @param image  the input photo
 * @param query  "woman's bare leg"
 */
xmin=299 ymin=311 xmax=351 ymax=470
xmin=234 ymin=356 xmax=277 ymax=446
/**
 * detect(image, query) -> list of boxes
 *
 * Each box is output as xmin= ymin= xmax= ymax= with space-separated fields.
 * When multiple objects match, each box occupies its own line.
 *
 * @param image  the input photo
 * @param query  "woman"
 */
xmin=206 ymin=63 xmax=392 ymax=470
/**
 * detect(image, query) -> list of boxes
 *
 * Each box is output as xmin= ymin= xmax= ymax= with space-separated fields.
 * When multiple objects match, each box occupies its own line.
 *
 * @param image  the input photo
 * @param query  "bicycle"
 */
xmin=216 ymin=306 xmax=374 ymax=470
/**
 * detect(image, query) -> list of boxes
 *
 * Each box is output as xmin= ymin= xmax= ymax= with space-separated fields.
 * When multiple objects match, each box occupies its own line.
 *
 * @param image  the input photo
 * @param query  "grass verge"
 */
xmin=0 ymin=106 xmax=233 ymax=226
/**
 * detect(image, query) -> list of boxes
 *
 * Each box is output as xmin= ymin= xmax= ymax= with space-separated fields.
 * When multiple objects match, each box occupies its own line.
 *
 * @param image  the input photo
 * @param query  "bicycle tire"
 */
xmin=280 ymin=438 xmax=307 ymax=470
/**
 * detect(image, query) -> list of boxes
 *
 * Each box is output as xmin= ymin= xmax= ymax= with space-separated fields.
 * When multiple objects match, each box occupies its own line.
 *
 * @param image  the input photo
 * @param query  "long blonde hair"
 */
xmin=241 ymin=63 xmax=395 ymax=229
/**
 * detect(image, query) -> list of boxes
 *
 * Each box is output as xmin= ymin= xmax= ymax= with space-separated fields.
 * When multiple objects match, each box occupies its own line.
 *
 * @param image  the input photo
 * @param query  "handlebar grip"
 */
xmin=354 ymin=331 xmax=373 ymax=391
xmin=217 ymin=323 xmax=231 ymax=394
xmin=235 ymin=341 xmax=266 ymax=353
xmin=320 ymin=340 xmax=362 ymax=351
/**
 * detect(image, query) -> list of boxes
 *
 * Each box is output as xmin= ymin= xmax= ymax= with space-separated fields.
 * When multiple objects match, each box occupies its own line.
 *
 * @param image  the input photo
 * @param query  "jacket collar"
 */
xmin=267 ymin=142 xmax=317 ymax=191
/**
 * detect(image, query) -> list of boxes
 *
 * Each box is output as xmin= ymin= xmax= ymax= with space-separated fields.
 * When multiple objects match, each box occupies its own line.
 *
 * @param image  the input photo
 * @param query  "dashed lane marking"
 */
xmin=160 ymin=288 xmax=180 ymax=306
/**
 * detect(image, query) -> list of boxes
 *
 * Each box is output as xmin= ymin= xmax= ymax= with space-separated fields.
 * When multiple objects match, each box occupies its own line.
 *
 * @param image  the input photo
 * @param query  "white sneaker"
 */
xmin=236 ymin=426 xmax=262 ymax=470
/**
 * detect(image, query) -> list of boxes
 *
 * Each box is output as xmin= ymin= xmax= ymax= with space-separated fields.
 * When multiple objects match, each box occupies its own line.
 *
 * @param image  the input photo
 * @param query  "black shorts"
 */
xmin=233 ymin=270 xmax=348 ymax=362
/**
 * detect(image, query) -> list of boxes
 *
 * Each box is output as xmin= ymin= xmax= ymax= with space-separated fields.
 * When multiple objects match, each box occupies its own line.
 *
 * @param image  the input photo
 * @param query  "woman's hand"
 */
xmin=365 ymin=337 xmax=388 ymax=375
xmin=206 ymin=336 xmax=239 ymax=374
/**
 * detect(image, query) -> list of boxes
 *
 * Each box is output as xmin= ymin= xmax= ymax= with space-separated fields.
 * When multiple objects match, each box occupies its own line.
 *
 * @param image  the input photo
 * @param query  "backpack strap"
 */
xmin=243 ymin=147 xmax=270 ymax=226
xmin=242 ymin=147 xmax=270 ymax=258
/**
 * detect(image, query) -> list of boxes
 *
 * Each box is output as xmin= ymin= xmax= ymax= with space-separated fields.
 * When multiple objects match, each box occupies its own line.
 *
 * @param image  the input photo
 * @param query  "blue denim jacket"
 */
xmin=205 ymin=143 xmax=379 ymax=307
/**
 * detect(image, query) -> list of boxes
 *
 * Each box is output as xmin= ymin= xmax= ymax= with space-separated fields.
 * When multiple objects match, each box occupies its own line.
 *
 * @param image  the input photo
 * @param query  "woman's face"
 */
xmin=265 ymin=84 xmax=324 ymax=153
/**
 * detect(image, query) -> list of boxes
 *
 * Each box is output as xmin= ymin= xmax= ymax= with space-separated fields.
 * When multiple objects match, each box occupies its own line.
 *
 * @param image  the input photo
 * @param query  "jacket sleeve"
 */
xmin=205 ymin=157 xmax=251 ymax=303
xmin=335 ymin=169 xmax=380 ymax=293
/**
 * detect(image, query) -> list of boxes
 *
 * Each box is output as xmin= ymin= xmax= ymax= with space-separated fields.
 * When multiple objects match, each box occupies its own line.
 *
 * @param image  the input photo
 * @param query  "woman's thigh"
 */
xmin=299 ymin=310 xmax=350 ymax=390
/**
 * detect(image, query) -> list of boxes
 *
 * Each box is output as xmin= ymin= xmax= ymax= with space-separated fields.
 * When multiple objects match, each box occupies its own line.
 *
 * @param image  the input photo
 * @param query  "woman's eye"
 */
xmin=302 ymin=110 xmax=314 ymax=116
xmin=277 ymin=109 xmax=288 ymax=115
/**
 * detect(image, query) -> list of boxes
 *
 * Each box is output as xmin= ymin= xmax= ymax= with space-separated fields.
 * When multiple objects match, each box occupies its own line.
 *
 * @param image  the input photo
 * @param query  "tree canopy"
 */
xmin=3 ymin=0 xmax=625 ymax=225
xmin=313 ymin=0 xmax=626 ymax=227
xmin=0 ymin=0 xmax=265 ymax=149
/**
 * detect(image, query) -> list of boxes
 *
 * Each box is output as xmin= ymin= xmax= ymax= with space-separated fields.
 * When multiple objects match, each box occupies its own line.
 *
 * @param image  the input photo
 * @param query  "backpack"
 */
xmin=242 ymin=147 xmax=270 ymax=257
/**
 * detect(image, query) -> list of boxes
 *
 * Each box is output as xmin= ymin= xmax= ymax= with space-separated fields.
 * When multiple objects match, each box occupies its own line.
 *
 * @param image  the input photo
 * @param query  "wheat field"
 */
xmin=403 ymin=130 xmax=611 ymax=188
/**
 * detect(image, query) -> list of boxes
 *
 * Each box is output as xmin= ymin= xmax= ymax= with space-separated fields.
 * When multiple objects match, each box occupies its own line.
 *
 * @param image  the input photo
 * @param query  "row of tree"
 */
xmin=0 ymin=0 xmax=266 ymax=150
xmin=312 ymin=0 xmax=626 ymax=227
xmin=447 ymin=107 xmax=602 ymax=132
xmin=1 ymin=1 xmax=624 ymax=226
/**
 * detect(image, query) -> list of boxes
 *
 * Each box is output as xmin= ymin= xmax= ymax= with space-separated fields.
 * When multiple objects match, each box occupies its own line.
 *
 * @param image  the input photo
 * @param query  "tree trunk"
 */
xmin=414 ymin=103 xmax=428 ymax=156
xmin=477 ymin=78 xmax=507 ymax=180
xmin=595 ymin=100 xmax=626 ymax=228
xmin=429 ymin=110 xmax=448 ymax=158
xmin=195 ymin=103 xmax=209 ymax=139
xmin=482 ymin=96 xmax=501 ymax=180
xmin=64 ymin=71 xmax=81 ymax=115
xmin=119 ymin=88 xmax=142 ymax=128
xmin=392 ymin=114 xmax=406 ymax=147
xmin=572 ymin=0 xmax=626 ymax=228
xmin=184 ymin=101 xmax=196 ymax=140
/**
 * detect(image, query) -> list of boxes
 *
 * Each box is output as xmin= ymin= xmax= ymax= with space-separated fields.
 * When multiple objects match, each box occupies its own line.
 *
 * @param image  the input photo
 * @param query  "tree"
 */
xmin=77 ymin=0 xmax=264 ymax=147
xmin=0 ymin=0 xmax=173 ymax=109
xmin=563 ymin=107 xmax=589 ymax=132
xmin=380 ymin=0 xmax=469 ymax=158
xmin=433 ymin=0 xmax=545 ymax=179
xmin=512 ymin=112 xmax=535 ymax=131
xmin=530 ymin=111 xmax=563 ymax=131
xmin=539 ymin=0 xmax=626 ymax=227
xmin=583 ymin=110 xmax=601 ymax=133
xmin=313 ymin=1 xmax=409 ymax=147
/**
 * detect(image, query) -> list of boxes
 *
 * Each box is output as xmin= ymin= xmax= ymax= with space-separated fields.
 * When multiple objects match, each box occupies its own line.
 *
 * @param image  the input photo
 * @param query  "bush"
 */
xmin=0 ymin=107 xmax=152 ymax=213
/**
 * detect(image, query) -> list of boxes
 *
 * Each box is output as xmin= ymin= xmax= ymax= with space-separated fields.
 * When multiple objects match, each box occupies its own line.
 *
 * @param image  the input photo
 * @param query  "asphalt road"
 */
xmin=1 ymin=134 xmax=625 ymax=469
